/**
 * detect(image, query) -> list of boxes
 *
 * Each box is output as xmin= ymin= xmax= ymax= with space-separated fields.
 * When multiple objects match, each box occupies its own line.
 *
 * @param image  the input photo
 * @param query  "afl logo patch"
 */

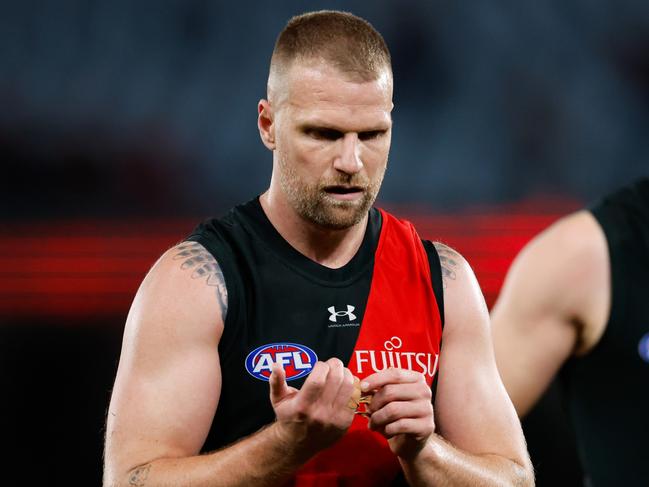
xmin=638 ymin=333 xmax=649 ymax=363
xmin=245 ymin=343 xmax=318 ymax=382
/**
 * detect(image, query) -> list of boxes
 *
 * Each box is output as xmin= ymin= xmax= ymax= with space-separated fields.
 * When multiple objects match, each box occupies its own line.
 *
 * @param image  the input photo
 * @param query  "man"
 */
xmin=491 ymin=178 xmax=649 ymax=486
xmin=104 ymin=11 xmax=533 ymax=487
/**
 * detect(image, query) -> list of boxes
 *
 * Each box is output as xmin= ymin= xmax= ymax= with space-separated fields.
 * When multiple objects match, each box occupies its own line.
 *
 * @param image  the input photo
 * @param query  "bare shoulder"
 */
xmin=506 ymin=211 xmax=607 ymax=309
xmin=165 ymin=241 xmax=228 ymax=322
xmin=432 ymin=242 xmax=488 ymax=334
xmin=521 ymin=210 xmax=606 ymax=267
xmin=148 ymin=241 xmax=226 ymax=307
xmin=126 ymin=241 xmax=228 ymax=345
xmin=433 ymin=242 xmax=479 ymax=299
xmin=432 ymin=241 xmax=464 ymax=289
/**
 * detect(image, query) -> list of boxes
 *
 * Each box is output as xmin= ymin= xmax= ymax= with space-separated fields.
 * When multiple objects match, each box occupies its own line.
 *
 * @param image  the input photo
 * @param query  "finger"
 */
xmin=369 ymin=382 xmax=432 ymax=412
xmin=361 ymin=368 xmax=424 ymax=393
xmin=269 ymin=360 xmax=289 ymax=405
xmin=331 ymin=367 xmax=354 ymax=410
xmin=368 ymin=400 xmax=432 ymax=429
xmin=319 ymin=358 xmax=345 ymax=407
xmin=298 ymin=361 xmax=330 ymax=405
xmin=383 ymin=417 xmax=435 ymax=439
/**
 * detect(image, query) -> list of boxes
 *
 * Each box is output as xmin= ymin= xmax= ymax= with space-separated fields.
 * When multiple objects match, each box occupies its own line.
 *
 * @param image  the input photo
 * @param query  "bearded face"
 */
xmin=267 ymin=61 xmax=393 ymax=230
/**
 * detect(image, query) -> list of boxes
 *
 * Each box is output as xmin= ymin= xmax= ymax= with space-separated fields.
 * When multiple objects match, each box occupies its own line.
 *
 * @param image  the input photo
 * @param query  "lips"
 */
xmin=324 ymin=185 xmax=364 ymax=194
xmin=323 ymin=185 xmax=366 ymax=201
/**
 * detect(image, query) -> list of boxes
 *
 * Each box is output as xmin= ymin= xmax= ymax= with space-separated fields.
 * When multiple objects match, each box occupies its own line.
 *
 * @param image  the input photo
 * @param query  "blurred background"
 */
xmin=1 ymin=0 xmax=647 ymax=484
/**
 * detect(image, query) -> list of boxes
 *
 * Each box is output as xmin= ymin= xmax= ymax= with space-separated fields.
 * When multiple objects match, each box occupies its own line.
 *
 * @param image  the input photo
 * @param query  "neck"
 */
xmin=259 ymin=190 xmax=369 ymax=269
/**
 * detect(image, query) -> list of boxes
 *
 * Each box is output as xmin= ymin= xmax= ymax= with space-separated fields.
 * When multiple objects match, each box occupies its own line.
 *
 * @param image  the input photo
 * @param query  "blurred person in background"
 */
xmin=103 ymin=10 xmax=533 ymax=487
xmin=491 ymin=177 xmax=649 ymax=486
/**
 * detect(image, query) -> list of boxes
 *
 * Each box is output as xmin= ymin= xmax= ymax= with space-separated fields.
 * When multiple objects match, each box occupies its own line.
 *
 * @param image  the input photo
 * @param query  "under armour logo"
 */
xmin=328 ymin=305 xmax=356 ymax=322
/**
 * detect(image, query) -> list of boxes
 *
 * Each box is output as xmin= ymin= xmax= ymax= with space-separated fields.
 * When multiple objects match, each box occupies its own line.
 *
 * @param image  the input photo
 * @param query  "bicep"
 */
xmin=491 ymin=292 xmax=576 ymax=417
xmin=105 ymin=245 xmax=225 ymax=476
xmin=490 ymin=214 xmax=606 ymax=416
xmin=434 ymin=254 xmax=529 ymax=466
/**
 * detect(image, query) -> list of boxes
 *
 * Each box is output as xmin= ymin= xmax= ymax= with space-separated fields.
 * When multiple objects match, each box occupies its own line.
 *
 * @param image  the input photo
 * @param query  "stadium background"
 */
xmin=2 ymin=1 xmax=648 ymax=484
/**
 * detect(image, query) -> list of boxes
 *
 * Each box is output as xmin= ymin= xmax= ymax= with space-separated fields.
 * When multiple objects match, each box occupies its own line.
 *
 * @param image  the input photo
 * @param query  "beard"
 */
xmin=277 ymin=154 xmax=386 ymax=230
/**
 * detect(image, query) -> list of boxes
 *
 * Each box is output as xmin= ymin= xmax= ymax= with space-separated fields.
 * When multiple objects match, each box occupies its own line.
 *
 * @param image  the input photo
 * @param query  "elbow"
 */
xmin=102 ymin=457 xmax=117 ymax=487
xmin=102 ymin=469 xmax=117 ymax=487
xmin=509 ymin=459 xmax=535 ymax=487
xmin=103 ymin=462 xmax=152 ymax=487
xmin=102 ymin=465 xmax=124 ymax=487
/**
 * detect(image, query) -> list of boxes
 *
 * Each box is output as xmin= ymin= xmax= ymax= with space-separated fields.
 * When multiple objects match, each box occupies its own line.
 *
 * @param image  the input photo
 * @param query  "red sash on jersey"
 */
xmin=286 ymin=209 xmax=443 ymax=487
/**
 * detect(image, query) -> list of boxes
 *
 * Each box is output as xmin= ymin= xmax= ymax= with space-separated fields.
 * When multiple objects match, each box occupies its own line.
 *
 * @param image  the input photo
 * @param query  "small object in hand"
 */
xmin=347 ymin=376 xmax=372 ymax=417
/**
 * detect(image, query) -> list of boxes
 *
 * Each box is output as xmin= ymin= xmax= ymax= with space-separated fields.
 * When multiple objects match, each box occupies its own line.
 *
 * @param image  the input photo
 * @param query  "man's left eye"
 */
xmin=307 ymin=129 xmax=343 ymax=140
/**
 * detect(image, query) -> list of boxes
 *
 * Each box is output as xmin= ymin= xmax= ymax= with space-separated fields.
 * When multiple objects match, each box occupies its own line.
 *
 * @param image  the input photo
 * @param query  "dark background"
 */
xmin=2 ymin=0 xmax=648 ymax=484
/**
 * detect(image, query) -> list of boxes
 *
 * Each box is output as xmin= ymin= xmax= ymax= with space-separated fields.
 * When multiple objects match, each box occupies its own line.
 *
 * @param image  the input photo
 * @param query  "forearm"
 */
xmin=399 ymin=434 xmax=534 ymax=487
xmin=108 ymin=422 xmax=310 ymax=487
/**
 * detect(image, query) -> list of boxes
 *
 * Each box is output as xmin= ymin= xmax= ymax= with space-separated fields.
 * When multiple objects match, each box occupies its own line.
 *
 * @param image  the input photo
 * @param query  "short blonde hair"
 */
xmin=269 ymin=10 xmax=392 ymax=84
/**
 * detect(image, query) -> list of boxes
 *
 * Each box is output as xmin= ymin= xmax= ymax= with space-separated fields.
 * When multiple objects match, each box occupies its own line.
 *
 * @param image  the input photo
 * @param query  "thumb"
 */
xmin=269 ymin=361 xmax=289 ymax=405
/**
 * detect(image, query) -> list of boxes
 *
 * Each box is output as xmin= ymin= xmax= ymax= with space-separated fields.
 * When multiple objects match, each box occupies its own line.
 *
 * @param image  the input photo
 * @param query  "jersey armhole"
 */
xmin=422 ymin=239 xmax=445 ymax=328
xmin=422 ymin=239 xmax=445 ymax=406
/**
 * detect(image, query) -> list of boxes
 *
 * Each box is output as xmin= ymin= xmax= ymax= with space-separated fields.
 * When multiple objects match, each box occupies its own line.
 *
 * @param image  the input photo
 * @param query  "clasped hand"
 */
xmin=362 ymin=367 xmax=435 ymax=460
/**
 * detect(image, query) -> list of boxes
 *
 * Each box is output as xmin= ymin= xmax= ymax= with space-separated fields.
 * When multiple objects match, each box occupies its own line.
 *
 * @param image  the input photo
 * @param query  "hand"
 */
xmin=362 ymin=368 xmax=435 ymax=460
xmin=269 ymin=358 xmax=356 ymax=457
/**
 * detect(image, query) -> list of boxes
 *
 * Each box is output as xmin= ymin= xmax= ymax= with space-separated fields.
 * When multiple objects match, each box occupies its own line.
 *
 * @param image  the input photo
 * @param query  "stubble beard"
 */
xmin=277 ymin=154 xmax=386 ymax=230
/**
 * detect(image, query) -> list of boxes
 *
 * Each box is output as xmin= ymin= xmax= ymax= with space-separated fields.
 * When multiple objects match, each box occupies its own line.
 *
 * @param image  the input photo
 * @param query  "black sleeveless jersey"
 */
xmin=187 ymin=197 xmax=444 ymax=486
xmin=562 ymin=178 xmax=649 ymax=486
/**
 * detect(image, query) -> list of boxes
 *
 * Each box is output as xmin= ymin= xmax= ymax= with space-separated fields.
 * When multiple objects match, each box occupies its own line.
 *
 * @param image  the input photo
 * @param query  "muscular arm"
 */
xmin=363 ymin=243 xmax=534 ymax=486
xmin=490 ymin=211 xmax=610 ymax=417
xmin=104 ymin=242 xmax=352 ymax=487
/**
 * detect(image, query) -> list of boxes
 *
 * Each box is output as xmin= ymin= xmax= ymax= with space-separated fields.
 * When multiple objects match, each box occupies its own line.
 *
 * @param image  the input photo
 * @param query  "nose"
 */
xmin=333 ymin=133 xmax=363 ymax=175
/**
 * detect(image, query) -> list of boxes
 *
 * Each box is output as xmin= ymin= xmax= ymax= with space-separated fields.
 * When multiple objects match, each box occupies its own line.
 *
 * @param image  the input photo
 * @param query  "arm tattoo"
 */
xmin=433 ymin=242 xmax=459 ymax=288
xmin=173 ymin=242 xmax=228 ymax=322
xmin=128 ymin=464 xmax=151 ymax=486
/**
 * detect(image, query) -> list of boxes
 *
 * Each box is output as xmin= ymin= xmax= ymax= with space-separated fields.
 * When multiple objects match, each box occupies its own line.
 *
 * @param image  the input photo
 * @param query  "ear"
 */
xmin=258 ymin=99 xmax=276 ymax=150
